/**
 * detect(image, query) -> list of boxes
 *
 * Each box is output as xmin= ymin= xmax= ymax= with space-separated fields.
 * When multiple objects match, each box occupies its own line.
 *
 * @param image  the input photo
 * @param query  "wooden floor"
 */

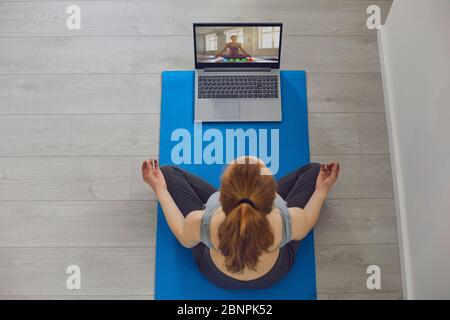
xmin=0 ymin=0 xmax=402 ymax=299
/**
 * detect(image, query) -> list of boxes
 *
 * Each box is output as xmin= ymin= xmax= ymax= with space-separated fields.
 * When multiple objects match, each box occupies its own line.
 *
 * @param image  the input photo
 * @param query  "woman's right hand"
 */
xmin=141 ymin=158 xmax=167 ymax=194
xmin=315 ymin=162 xmax=340 ymax=193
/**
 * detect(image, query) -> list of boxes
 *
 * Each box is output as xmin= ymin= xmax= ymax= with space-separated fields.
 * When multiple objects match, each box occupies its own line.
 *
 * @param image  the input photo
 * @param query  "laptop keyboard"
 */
xmin=197 ymin=75 xmax=279 ymax=99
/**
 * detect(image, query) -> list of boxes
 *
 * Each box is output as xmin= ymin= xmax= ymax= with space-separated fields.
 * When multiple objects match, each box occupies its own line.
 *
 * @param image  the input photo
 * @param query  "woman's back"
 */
xmin=208 ymin=205 xmax=285 ymax=280
xmin=201 ymin=187 xmax=292 ymax=281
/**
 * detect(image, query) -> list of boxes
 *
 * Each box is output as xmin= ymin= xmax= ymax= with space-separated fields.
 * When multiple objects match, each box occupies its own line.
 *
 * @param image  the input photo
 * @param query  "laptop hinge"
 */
xmin=203 ymin=67 xmax=272 ymax=72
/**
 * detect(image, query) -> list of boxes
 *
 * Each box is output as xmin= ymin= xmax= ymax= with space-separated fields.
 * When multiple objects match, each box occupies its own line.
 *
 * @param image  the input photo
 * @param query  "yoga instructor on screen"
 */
xmin=142 ymin=156 xmax=339 ymax=289
xmin=215 ymin=34 xmax=250 ymax=59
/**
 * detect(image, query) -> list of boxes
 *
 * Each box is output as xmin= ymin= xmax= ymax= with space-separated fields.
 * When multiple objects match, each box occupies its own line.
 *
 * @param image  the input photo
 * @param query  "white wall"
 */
xmin=379 ymin=0 xmax=450 ymax=299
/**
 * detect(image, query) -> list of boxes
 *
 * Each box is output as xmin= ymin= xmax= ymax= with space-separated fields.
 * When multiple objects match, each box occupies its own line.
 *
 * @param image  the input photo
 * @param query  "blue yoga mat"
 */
xmin=155 ymin=70 xmax=316 ymax=300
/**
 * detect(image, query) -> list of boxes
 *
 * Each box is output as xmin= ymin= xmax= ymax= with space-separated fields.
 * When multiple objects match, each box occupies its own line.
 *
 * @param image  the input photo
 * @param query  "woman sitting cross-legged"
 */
xmin=142 ymin=156 xmax=339 ymax=289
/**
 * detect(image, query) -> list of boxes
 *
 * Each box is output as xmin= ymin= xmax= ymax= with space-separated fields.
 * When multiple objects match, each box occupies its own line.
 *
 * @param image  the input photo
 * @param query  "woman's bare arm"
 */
xmin=142 ymin=159 xmax=202 ymax=248
xmin=239 ymin=44 xmax=250 ymax=56
xmin=289 ymin=188 xmax=328 ymax=240
xmin=290 ymin=162 xmax=340 ymax=241
xmin=215 ymin=45 xmax=228 ymax=57
xmin=156 ymin=188 xmax=203 ymax=248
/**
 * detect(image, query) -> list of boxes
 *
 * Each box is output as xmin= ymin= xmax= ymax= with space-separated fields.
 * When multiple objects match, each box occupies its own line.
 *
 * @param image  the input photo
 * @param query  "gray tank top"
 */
xmin=201 ymin=191 xmax=292 ymax=250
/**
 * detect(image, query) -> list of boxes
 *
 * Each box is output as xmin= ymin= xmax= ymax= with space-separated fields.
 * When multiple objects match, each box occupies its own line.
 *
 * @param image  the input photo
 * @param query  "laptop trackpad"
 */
xmin=214 ymin=101 xmax=240 ymax=119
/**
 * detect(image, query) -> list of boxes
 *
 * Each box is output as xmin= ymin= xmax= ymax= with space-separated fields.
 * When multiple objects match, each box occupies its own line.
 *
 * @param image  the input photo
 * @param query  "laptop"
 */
xmin=193 ymin=23 xmax=283 ymax=122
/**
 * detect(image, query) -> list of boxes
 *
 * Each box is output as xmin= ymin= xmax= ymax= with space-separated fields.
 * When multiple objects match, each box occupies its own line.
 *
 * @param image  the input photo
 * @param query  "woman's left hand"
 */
xmin=142 ymin=158 xmax=167 ymax=193
xmin=315 ymin=162 xmax=340 ymax=193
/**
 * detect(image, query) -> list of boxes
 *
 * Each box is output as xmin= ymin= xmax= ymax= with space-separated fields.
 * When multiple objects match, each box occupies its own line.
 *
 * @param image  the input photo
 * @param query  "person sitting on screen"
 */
xmin=215 ymin=35 xmax=250 ymax=59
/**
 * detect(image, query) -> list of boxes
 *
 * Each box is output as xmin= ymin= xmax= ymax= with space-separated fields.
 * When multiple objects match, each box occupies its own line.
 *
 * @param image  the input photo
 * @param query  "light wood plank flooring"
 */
xmin=0 ymin=0 xmax=401 ymax=300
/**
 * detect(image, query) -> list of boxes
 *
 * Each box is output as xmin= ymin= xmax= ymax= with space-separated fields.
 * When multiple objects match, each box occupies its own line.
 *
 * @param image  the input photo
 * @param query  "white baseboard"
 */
xmin=377 ymin=27 xmax=413 ymax=300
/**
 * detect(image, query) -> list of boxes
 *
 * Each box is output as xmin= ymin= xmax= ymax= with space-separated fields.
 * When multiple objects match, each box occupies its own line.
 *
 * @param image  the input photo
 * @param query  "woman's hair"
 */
xmin=218 ymin=157 xmax=276 ymax=273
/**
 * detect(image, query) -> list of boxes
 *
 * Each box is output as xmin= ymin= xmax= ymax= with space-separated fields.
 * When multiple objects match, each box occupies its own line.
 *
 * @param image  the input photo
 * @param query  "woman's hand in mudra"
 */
xmin=142 ymin=158 xmax=167 ymax=193
xmin=315 ymin=162 xmax=340 ymax=193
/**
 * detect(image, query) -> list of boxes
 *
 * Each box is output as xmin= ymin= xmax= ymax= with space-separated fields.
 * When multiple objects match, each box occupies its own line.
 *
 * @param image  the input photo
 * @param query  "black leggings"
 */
xmin=160 ymin=163 xmax=321 ymax=289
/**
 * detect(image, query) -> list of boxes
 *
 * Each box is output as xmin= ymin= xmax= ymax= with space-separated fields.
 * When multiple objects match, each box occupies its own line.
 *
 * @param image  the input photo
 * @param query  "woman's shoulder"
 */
xmin=202 ymin=191 xmax=221 ymax=224
xmin=274 ymin=194 xmax=290 ymax=214
xmin=205 ymin=191 xmax=220 ymax=208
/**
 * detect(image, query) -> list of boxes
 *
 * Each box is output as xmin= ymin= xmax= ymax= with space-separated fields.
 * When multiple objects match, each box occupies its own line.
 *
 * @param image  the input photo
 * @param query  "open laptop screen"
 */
xmin=194 ymin=23 xmax=282 ymax=69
